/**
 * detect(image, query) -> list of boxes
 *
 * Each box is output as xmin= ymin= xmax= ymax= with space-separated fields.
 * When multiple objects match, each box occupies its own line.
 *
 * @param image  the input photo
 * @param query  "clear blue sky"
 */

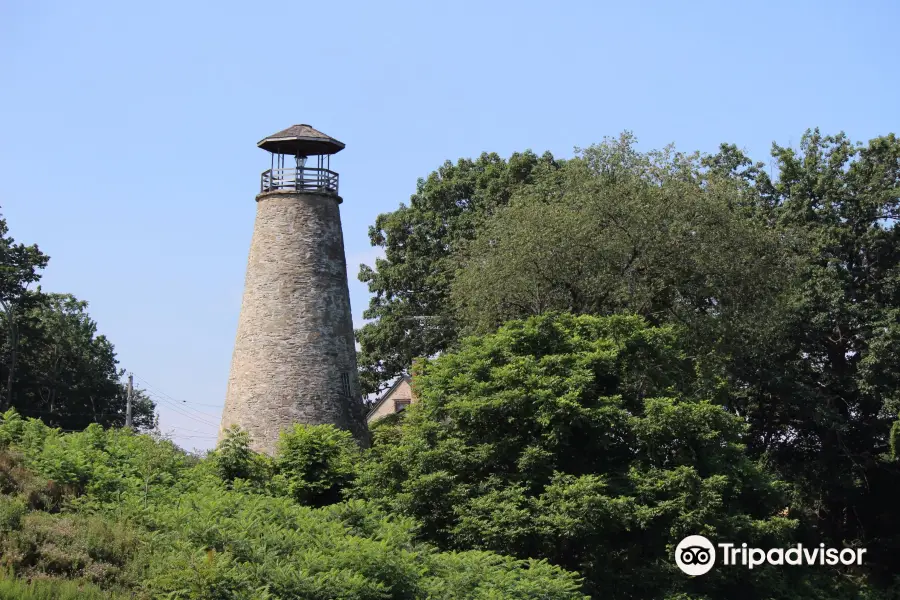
xmin=1 ymin=0 xmax=896 ymax=451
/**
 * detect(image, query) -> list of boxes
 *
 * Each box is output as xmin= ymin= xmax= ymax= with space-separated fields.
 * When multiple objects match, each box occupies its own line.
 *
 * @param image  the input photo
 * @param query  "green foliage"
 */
xmin=355 ymin=150 xmax=562 ymax=394
xmin=141 ymin=490 xmax=584 ymax=600
xmin=453 ymin=134 xmax=795 ymax=347
xmin=0 ymin=414 xmax=585 ymax=599
xmin=273 ymin=423 xmax=358 ymax=507
xmin=356 ymin=313 xmax=820 ymax=598
xmin=9 ymin=293 xmax=154 ymax=430
xmin=0 ymin=571 xmax=126 ymax=600
xmin=0 ymin=495 xmax=25 ymax=531
xmin=706 ymin=131 xmax=900 ymax=580
xmin=0 ymin=414 xmax=189 ymax=506
xmin=359 ymin=129 xmax=900 ymax=593
xmin=0 ymin=212 xmax=49 ymax=413
xmin=0 ymin=511 xmax=144 ymax=587
xmin=213 ymin=425 xmax=270 ymax=487
xmin=0 ymin=211 xmax=153 ymax=430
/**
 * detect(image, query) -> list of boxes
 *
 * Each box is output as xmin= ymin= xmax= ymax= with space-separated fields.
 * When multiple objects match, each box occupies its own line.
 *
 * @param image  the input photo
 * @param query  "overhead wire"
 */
xmin=139 ymin=390 xmax=218 ymax=428
xmin=133 ymin=374 xmax=218 ymax=415
xmin=146 ymin=393 xmax=218 ymax=428
xmin=132 ymin=374 xmax=221 ymax=427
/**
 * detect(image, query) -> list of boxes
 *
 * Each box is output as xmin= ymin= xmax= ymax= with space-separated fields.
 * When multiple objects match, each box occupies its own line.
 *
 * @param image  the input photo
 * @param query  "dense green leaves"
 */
xmin=0 ymin=211 xmax=153 ymax=431
xmin=273 ymin=423 xmax=358 ymax=507
xmin=0 ymin=571 xmax=126 ymax=600
xmin=357 ymin=129 xmax=900 ymax=595
xmin=0 ymin=213 xmax=49 ymax=411
xmin=356 ymin=150 xmax=562 ymax=394
xmin=453 ymin=135 xmax=795 ymax=343
xmin=0 ymin=413 xmax=587 ymax=599
xmin=357 ymin=314 xmax=808 ymax=598
xmin=706 ymin=131 xmax=900 ymax=581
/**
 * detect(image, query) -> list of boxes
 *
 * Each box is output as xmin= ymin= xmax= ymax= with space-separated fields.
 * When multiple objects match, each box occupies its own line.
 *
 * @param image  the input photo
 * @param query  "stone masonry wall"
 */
xmin=219 ymin=190 xmax=368 ymax=454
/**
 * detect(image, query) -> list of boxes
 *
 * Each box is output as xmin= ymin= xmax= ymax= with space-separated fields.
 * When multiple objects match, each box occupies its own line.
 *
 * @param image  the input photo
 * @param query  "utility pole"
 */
xmin=125 ymin=372 xmax=133 ymax=428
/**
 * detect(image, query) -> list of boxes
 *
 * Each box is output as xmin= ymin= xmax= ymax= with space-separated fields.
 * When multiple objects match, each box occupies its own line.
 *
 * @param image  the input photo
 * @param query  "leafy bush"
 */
xmin=0 ymin=511 xmax=144 ymax=587
xmin=140 ymin=488 xmax=585 ymax=600
xmin=0 ymin=412 xmax=587 ymax=599
xmin=273 ymin=423 xmax=358 ymax=507
xmin=213 ymin=425 xmax=268 ymax=486
xmin=355 ymin=313 xmax=817 ymax=598
xmin=0 ymin=495 xmax=25 ymax=531
xmin=0 ymin=450 xmax=65 ymax=511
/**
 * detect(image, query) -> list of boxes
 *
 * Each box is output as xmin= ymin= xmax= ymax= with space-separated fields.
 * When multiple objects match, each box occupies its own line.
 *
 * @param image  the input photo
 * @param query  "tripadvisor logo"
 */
xmin=674 ymin=535 xmax=867 ymax=576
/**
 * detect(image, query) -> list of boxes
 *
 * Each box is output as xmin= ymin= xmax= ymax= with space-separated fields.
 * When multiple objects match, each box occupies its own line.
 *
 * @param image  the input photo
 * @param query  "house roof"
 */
xmin=257 ymin=124 xmax=345 ymax=156
xmin=366 ymin=375 xmax=412 ymax=420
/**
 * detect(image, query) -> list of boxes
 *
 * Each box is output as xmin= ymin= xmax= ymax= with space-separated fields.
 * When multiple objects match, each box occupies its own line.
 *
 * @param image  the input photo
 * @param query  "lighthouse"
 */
xmin=219 ymin=125 xmax=367 ymax=453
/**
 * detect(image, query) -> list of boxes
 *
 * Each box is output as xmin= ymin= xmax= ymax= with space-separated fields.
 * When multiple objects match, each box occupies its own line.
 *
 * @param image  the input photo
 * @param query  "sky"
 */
xmin=1 ymin=0 xmax=897 ymax=451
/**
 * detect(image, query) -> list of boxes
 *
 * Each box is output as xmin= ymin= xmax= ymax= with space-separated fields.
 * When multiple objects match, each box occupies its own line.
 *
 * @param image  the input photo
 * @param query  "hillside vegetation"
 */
xmin=0 ymin=409 xmax=585 ymax=599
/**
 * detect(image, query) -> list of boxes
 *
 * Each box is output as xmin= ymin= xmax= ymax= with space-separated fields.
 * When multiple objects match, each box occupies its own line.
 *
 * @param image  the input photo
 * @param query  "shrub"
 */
xmin=0 ymin=496 xmax=25 ymax=531
xmin=212 ymin=425 xmax=271 ymax=488
xmin=0 ymin=512 xmax=144 ymax=587
xmin=141 ymin=487 xmax=586 ymax=600
xmin=356 ymin=313 xmax=807 ymax=598
xmin=273 ymin=424 xmax=358 ymax=507
xmin=0 ymin=450 xmax=66 ymax=511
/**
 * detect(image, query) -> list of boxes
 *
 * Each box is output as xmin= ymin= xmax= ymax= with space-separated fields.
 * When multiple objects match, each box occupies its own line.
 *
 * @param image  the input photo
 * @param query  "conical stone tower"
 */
xmin=219 ymin=125 xmax=368 ymax=454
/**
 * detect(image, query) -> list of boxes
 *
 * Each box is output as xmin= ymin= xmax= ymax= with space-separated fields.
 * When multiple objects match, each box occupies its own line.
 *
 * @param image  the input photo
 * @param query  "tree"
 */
xmin=447 ymin=130 xmax=900 ymax=582
xmin=8 ymin=293 xmax=154 ymax=431
xmin=0 ymin=213 xmax=49 ymax=410
xmin=357 ymin=313 xmax=818 ymax=599
xmin=454 ymin=135 xmax=798 ymax=361
xmin=721 ymin=130 xmax=900 ymax=581
xmin=356 ymin=150 xmax=561 ymax=394
xmin=212 ymin=424 xmax=271 ymax=488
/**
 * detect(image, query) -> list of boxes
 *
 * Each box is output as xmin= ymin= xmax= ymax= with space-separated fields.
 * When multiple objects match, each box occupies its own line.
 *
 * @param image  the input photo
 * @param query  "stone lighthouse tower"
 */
xmin=219 ymin=124 xmax=368 ymax=454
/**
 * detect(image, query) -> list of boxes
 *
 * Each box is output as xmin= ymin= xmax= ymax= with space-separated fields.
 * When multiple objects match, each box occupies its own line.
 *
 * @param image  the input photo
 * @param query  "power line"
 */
xmin=149 ymin=395 xmax=218 ymax=428
xmin=142 ymin=391 xmax=218 ymax=427
xmin=165 ymin=425 xmax=217 ymax=435
xmin=132 ymin=374 xmax=221 ymax=424
xmin=142 ymin=390 xmax=221 ymax=422
xmin=176 ymin=400 xmax=225 ymax=409
xmin=132 ymin=374 xmax=218 ymax=414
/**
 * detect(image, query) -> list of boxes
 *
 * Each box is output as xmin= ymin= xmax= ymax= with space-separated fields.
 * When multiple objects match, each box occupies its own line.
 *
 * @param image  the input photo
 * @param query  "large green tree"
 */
xmin=357 ymin=129 xmax=900 ymax=589
xmin=8 ymin=293 xmax=155 ymax=430
xmin=356 ymin=313 xmax=850 ymax=599
xmin=356 ymin=150 xmax=561 ymax=394
xmin=0 ymin=212 xmax=153 ymax=431
xmin=719 ymin=131 xmax=900 ymax=581
xmin=452 ymin=134 xmax=796 ymax=350
xmin=0 ymin=213 xmax=49 ymax=411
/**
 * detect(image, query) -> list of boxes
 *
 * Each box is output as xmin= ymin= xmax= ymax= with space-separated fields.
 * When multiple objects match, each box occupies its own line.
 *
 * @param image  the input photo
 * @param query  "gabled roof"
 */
xmin=366 ymin=375 xmax=412 ymax=420
xmin=257 ymin=124 xmax=345 ymax=156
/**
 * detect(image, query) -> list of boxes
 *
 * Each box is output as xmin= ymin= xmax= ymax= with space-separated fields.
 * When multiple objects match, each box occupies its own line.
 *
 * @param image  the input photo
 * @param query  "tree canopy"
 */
xmin=355 ymin=150 xmax=562 ymax=394
xmin=356 ymin=129 xmax=900 ymax=596
xmin=0 ymin=211 xmax=154 ymax=431
xmin=357 ymin=314 xmax=823 ymax=598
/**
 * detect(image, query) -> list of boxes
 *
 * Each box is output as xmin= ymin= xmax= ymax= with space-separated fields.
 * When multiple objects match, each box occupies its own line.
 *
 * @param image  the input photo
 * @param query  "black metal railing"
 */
xmin=260 ymin=167 xmax=339 ymax=194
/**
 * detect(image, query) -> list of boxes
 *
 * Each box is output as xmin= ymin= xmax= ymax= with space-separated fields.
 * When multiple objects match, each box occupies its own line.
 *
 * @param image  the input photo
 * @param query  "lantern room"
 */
xmin=257 ymin=124 xmax=344 ymax=196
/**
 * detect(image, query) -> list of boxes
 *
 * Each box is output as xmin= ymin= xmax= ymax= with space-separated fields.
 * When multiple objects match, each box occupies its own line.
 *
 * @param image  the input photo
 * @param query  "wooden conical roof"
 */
xmin=257 ymin=124 xmax=345 ymax=155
